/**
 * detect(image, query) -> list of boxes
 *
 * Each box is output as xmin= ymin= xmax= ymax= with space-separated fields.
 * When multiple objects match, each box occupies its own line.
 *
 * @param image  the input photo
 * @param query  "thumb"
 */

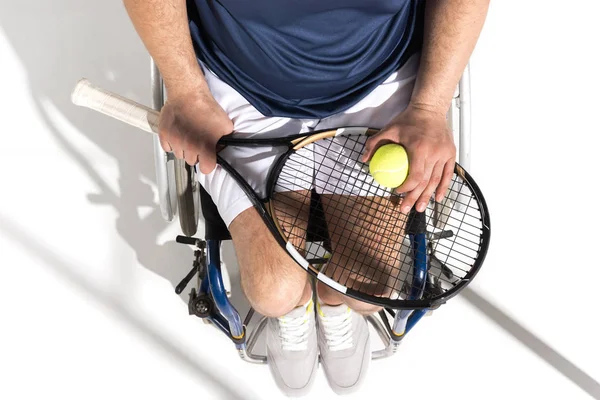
xmin=361 ymin=134 xmax=392 ymax=162
xmin=361 ymin=136 xmax=378 ymax=162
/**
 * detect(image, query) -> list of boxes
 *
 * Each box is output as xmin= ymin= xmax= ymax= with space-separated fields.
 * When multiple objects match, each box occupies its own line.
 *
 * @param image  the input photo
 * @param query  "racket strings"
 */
xmin=271 ymin=134 xmax=486 ymax=302
xmin=310 ymin=136 xmax=414 ymax=293
xmin=274 ymin=135 xmax=413 ymax=296
xmin=426 ymin=181 xmax=485 ymax=293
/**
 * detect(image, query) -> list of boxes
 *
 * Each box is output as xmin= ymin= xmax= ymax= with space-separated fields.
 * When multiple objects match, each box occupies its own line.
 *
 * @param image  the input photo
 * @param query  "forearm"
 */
xmin=123 ymin=0 xmax=208 ymax=98
xmin=409 ymin=0 xmax=489 ymax=115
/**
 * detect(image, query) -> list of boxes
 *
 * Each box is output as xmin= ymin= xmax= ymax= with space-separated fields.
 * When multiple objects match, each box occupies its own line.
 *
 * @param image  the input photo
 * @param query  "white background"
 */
xmin=1 ymin=1 xmax=599 ymax=399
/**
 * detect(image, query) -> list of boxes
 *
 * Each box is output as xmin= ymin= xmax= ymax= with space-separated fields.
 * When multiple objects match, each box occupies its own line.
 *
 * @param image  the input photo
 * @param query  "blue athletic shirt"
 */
xmin=187 ymin=0 xmax=424 ymax=119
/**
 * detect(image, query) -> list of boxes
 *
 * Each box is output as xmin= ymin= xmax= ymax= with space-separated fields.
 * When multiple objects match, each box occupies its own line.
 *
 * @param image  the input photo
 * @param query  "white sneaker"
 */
xmin=266 ymin=299 xmax=319 ymax=397
xmin=316 ymin=301 xmax=371 ymax=395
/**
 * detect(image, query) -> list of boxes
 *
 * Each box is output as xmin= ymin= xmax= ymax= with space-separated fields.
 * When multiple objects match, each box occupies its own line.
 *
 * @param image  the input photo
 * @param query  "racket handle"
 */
xmin=71 ymin=78 xmax=160 ymax=135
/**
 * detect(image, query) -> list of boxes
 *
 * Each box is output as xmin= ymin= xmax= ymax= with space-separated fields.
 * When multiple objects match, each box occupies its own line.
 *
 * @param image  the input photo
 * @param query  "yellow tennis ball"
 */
xmin=369 ymin=144 xmax=409 ymax=188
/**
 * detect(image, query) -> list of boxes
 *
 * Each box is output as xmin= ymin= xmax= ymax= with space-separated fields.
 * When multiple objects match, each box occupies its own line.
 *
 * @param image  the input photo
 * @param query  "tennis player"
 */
xmin=123 ymin=0 xmax=489 ymax=395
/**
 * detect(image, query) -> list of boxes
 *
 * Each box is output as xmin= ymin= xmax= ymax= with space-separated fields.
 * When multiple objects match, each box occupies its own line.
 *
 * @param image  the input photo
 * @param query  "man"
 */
xmin=123 ymin=0 xmax=489 ymax=396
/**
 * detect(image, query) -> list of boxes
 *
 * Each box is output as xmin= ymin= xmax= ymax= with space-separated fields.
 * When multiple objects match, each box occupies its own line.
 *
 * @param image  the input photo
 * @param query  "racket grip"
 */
xmin=71 ymin=78 xmax=160 ymax=135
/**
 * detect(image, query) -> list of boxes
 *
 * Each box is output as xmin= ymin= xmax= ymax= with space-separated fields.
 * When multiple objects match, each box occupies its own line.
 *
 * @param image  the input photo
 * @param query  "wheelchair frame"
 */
xmin=151 ymin=59 xmax=473 ymax=363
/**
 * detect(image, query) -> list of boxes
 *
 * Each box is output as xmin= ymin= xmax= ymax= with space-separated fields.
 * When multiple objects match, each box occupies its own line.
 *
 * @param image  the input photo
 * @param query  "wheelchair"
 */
xmin=149 ymin=59 xmax=474 ymax=363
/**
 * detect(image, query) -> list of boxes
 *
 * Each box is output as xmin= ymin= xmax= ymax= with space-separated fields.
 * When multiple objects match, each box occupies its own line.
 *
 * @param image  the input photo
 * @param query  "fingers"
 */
xmin=182 ymin=137 xmax=217 ymax=173
xmin=159 ymin=120 xmax=209 ymax=171
xmin=158 ymin=107 xmax=175 ymax=154
xmin=159 ymin=130 xmax=218 ymax=174
xmin=159 ymin=135 xmax=173 ymax=154
xmin=415 ymin=161 xmax=444 ymax=212
xmin=435 ymin=159 xmax=455 ymax=203
xmin=184 ymin=150 xmax=199 ymax=166
xmin=394 ymin=155 xmax=431 ymax=214
xmin=159 ymin=127 xmax=185 ymax=159
xmin=396 ymin=159 xmax=453 ymax=214
xmin=197 ymin=142 xmax=218 ymax=174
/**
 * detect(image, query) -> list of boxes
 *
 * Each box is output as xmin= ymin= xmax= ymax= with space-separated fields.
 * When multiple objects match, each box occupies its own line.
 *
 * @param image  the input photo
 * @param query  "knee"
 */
xmin=241 ymin=263 xmax=308 ymax=318
xmin=230 ymin=208 xmax=310 ymax=317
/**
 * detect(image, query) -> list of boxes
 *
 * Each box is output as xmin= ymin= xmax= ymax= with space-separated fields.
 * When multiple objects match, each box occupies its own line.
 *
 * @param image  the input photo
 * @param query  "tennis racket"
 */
xmin=71 ymin=78 xmax=491 ymax=310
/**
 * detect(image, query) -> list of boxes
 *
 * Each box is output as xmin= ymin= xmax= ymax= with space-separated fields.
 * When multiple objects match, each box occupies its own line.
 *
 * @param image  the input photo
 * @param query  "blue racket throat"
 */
xmin=392 ymin=210 xmax=429 ymax=337
xmin=409 ymin=232 xmax=428 ymax=299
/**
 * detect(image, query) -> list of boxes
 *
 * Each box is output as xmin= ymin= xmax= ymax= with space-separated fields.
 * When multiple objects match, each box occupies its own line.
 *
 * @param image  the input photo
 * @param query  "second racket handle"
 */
xmin=71 ymin=78 xmax=160 ymax=135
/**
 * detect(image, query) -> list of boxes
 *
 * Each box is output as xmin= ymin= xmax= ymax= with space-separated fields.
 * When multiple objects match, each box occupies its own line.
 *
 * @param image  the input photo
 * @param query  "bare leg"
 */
xmin=229 ymin=191 xmax=311 ymax=318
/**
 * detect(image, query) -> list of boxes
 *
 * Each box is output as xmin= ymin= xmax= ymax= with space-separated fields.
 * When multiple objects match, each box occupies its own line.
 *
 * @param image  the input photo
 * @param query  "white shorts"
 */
xmin=196 ymin=54 xmax=421 ymax=227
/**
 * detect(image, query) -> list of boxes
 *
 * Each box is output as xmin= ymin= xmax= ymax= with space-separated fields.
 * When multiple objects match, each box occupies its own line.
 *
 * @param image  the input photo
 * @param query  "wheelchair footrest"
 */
xmin=188 ymin=288 xmax=213 ymax=318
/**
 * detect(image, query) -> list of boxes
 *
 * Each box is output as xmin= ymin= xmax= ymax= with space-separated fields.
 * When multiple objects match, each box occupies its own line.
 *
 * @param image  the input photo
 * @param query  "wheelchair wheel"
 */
xmin=152 ymin=58 xmax=200 ymax=236
xmin=151 ymin=60 xmax=178 ymax=222
xmin=175 ymin=159 xmax=200 ymax=237
xmin=436 ymin=64 xmax=471 ymax=229
xmin=152 ymin=135 xmax=178 ymax=222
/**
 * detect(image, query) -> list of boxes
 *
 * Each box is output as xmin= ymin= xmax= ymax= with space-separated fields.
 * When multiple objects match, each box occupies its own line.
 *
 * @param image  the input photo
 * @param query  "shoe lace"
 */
xmin=278 ymin=310 xmax=311 ymax=351
xmin=321 ymin=309 xmax=354 ymax=351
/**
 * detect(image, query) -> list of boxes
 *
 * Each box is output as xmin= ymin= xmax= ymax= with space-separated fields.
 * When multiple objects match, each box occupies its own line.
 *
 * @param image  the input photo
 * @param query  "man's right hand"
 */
xmin=158 ymin=89 xmax=233 ymax=174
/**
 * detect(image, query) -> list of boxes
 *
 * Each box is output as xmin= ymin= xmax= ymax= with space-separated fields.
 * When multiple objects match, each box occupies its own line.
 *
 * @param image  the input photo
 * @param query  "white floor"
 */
xmin=1 ymin=1 xmax=599 ymax=399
